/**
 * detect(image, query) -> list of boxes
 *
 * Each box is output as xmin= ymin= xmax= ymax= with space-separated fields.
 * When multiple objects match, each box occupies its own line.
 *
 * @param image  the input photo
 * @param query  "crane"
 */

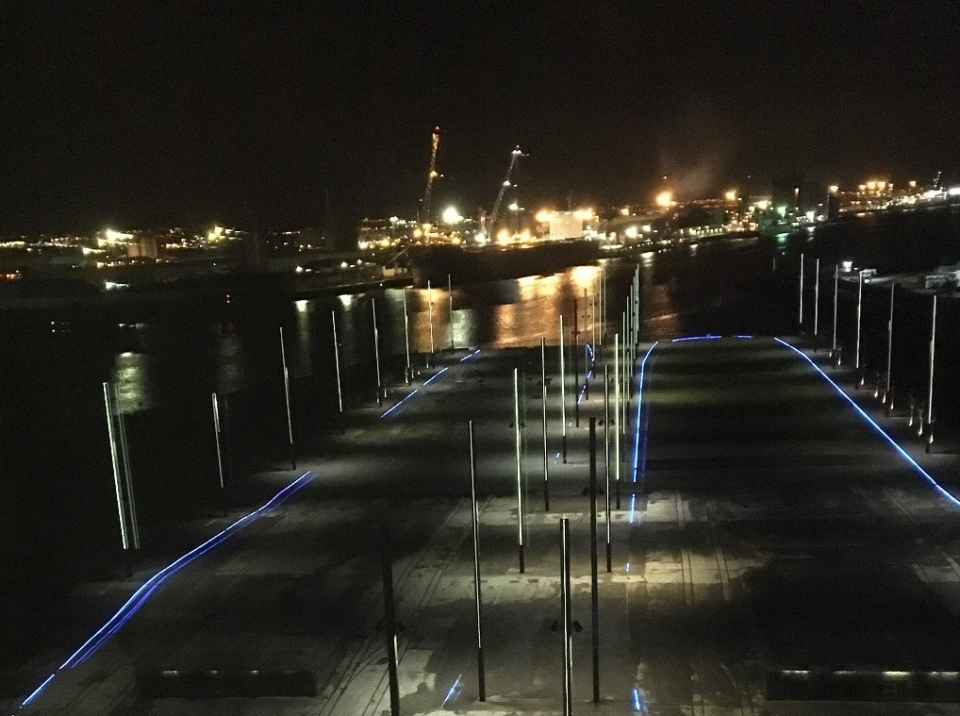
xmin=420 ymin=126 xmax=441 ymax=225
xmin=488 ymin=145 xmax=525 ymax=235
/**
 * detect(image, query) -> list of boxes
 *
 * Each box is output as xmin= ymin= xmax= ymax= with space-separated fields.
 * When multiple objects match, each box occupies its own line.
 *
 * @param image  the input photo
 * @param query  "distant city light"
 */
xmin=828 ymin=185 xmax=839 ymax=194
xmin=754 ymin=200 xmax=770 ymax=211
xmin=948 ymin=187 xmax=960 ymax=197
xmin=574 ymin=208 xmax=594 ymax=221
xmin=535 ymin=209 xmax=553 ymax=223
xmin=625 ymin=226 xmax=639 ymax=239
xmin=655 ymin=191 xmax=673 ymax=208
xmin=620 ymin=206 xmax=630 ymax=216
xmin=724 ymin=189 xmax=737 ymax=202
xmin=507 ymin=201 xmax=520 ymax=212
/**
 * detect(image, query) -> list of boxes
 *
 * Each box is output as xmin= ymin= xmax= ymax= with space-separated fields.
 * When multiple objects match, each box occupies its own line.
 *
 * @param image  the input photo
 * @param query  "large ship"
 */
xmin=408 ymin=238 xmax=601 ymax=287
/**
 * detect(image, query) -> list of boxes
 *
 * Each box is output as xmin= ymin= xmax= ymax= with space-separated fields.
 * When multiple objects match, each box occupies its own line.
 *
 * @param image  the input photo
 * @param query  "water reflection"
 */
xmin=102 ymin=239 xmax=778 ymax=413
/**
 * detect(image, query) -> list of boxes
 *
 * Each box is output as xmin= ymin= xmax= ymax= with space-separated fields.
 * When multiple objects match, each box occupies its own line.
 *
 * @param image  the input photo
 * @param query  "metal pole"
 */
xmin=380 ymin=522 xmax=401 ymax=716
xmin=514 ymin=367 xmax=525 ymax=573
xmin=372 ymin=298 xmax=383 ymax=407
xmin=560 ymin=315 xmax=567 ymax=463
xmin=541 ymin=337 xmax=550 ymax=511
xmin=560 ymin=517 xmax=573 ymax=716
xmin=113 ymin=383 xmax=139 ymax=549
xmin=103 ymin=383 xmax=129 ymax=551
xmin=427 ymin=279 xmax=435 ymax=366
xmin=332 ymin=311 xmax=344 ymax=413
xmin=468 ymin=420 xmax=486 ymax=701
xmin=614 ymin=333 xmax=621 ymax=510
xmin=814 ymin=257 xmax=820 ymax=337
xmin=280 ymin=327 xmax=296 ymax=469
xmin=604 ymin=365 xmax=612 ymax=572
xmin=885 ymin=284 xmax=894 ymax=407
xmin=832 ymin=264 xmax=839 ymax=358
xmin=573 ymin=298 xmax=580 ymax=427
xmin=799 ymin=252 xmax=804 ymax=330
xmin=448 ymin=273 xmax=455 ymax=351
xmin=212 ymin=392 xmax=224 ymax=490
xmin=928 ymin=294 xmax=937 ymax=429
xmin=589 ymin=418 xmax=600 ymax=703
xmin=855 ymin=270 xmax=863 ymax=370
xmin=598 ymin=266 xmax=604 ymax=351
xmin=402 ymin=290 xmax=411 ymax=384
xmin=592 ymin=280 xmax=597 ymax=362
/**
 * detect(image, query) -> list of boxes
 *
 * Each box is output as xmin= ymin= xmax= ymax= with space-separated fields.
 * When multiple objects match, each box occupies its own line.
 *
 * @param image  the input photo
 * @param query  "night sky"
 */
xmin=2 ymin=1 xmax=959 ymax=233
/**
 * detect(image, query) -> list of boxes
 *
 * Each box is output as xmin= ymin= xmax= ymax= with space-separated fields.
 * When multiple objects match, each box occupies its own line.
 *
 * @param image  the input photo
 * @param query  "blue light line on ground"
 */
xmin=576 ymin=367 xmax=594 ymax=405
xmin=20 ymin=674 xmax=55 ymax=707
xmin=422 ymin=366 xmax=449 ymax=385
xmin=629 ymin=342 xmax=658 ymax=524
xmin=735 ymin=334 xmax=755 ymax=339
xmin=20 ymin=470 xmax=315 ymax=710
xmin=440 ymin=673 xmax=463 ymax=707
xmin=672 ymin=334 xmax=720 ymax=342
xmin=459 ymin=348 xmax=481 ymax=362
xmin=379 ymin=389 xmax=419 ymax=419
xmin=775 ymin=337 xmax=960 ymax=511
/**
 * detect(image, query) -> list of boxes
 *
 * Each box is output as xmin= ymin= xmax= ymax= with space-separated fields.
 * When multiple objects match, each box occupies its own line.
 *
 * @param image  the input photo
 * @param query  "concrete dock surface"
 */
xmin=11 ymin=337 xmax=960 ymax=715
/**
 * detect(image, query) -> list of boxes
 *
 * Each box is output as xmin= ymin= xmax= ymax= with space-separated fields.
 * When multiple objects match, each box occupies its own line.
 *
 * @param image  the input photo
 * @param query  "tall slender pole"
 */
xmin=560 ymin=315 xmax=567 ymax=463
xmin=799 ymin=252 xmax=805 ymax=331
xmin=468 ymin=421 xmax=486 ymax=701
xmin=427 ymin=279 xmax=435 ymax=366
xmin=332 ymin=311 xmax=344 ymax=413
xmin=448 ymin=273 xmax=455 ymax=351
xmin=280 ymin=327 xmax=296 ymax=469
xmin=855 ymin=270 xmax=864 ymax=371
xmin=573 ymin=298 xmax=580 ymax=427
xmin=402 ymin=290 xmax=412 ymax=384
xmin=380 ymin=522 xmax=401 ymax=716
xmin=598 ymin=266 xmax=604 ymax=351
xmin=541 ymin=337 xmax=550 ymax=511
xmin=614 ymin=333 xmax=621 ymax=509
xmin=928 ymin=294 xmax=937 ymax=429
xmin=885 ymin=284 xmax=894 ymax=409
xmin=372 ymin=299 xmax=383 ymax=407
xmin=560 ymin=517 xmax=573 ymax=716
xmin=589 ymin=418 xmax=600 ymax=703
xmin=814 ymin=257 xmax=820 ymax=337
xmin=832 ymin=264 xmax=839 ymax=359
xmin=591 ymin=280 xmax=597 ymax=362
xmin=514 ymin=368 xmax=525 ymax=572
xmin=103 ymin=383 xmax=130 ymax=551
xmin=212 ymin=392 xmax=224 ymax=490
xmin=604 ymin=365 xmax=612 ymax=572
xmin=113 ymin=383 xmax=139 ymax=549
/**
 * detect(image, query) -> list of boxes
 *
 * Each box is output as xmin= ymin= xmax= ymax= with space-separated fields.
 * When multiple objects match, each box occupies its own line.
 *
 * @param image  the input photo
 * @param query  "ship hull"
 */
xmin=409 ymin=239 xmax=600 ymax=287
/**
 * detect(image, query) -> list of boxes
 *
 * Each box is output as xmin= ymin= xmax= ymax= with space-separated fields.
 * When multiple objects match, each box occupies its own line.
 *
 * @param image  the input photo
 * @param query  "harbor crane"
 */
xmin=487 ymin=145 xmax=526 ymax=235
xmin=420 ymin=126 xmax=441 ymax=225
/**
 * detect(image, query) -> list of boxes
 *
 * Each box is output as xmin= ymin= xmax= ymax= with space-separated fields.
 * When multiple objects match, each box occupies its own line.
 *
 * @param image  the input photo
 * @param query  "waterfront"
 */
xmin=4 ymin=205 xmax=960 ymax=705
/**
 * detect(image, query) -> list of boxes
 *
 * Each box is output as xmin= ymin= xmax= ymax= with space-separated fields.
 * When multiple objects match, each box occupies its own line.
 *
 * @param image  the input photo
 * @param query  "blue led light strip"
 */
xmin=422 ymin=366 xmax=449 ymax=386
xmin=379 ymin=389 xmax=419 ymax=419
xmin=20 ymin=470 xmax=314 ymax=710
xmin=459 ymin=348 xmax=481 ymax=362
xmin=775 ymin=337 xmax=960 ymax=511
xmin=672 ymin=334 xmax=720 ymax=343
xmin=629 ymin=342 xmax=658 ymax=523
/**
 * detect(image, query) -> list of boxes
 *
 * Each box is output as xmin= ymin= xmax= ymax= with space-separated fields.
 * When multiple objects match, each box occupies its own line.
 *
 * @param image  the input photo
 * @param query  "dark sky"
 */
xmin=2 ymin=0 xmax=959 ymax=233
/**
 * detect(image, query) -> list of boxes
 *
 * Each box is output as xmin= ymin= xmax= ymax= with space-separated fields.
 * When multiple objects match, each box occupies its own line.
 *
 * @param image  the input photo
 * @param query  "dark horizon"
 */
xmin=2 ymin=1 xmax=959 ymax=234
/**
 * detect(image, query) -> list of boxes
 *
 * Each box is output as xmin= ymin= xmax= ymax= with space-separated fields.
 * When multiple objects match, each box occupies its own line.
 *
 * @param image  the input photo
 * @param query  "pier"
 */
xmin=9 ymin=332 xmax=960 ymax=715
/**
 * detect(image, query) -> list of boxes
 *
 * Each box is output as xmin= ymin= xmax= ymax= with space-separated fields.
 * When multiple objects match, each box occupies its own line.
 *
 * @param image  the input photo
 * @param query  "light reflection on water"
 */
xmin=108 ymin=240 xmax=776 ymax=413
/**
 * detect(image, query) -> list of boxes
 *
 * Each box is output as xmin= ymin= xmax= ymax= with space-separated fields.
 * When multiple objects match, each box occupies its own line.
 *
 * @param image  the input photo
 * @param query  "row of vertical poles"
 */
xmin=801 ymin=256 xmax=942 ymax=449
